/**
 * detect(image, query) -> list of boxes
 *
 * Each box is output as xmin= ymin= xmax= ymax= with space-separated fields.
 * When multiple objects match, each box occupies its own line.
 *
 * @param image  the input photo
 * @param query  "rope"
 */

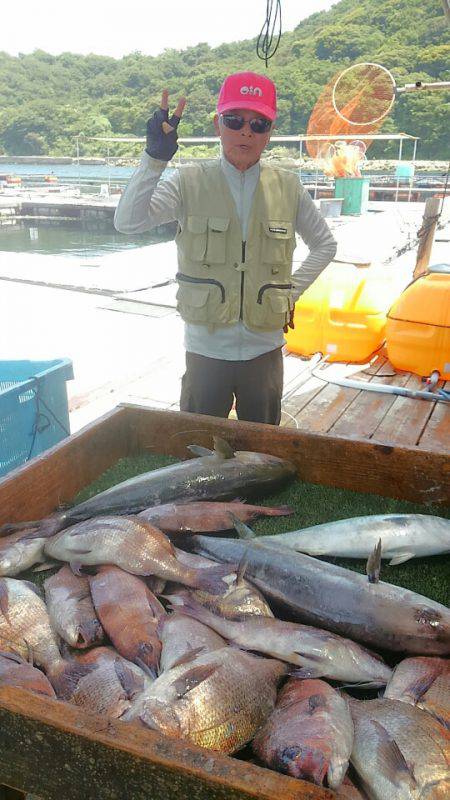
xmin=26 ymin=378 xmax=70 ymax=462
xmin=256 ymin=0 xmax=282 ymax=67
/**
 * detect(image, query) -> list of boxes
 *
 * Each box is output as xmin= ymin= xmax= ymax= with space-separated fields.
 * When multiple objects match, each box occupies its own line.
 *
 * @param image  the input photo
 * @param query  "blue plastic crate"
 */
xmin=0 ymin=358 xmax=74 ymax=477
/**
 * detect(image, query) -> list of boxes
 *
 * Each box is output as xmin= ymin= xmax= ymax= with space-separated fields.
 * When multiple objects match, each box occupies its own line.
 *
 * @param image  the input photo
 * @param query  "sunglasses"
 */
xmin=220 ymin=113 xmax=272 ymax=134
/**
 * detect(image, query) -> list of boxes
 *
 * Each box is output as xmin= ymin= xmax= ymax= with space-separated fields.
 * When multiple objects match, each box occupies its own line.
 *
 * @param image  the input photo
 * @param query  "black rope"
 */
xmin=257 ymin=0 xmax=282 ymax=67
xmin=25 ymin=378 xmax=70 ymax=463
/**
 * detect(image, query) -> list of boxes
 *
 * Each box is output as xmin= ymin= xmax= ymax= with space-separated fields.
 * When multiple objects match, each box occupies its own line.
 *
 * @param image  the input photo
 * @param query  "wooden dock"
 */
xmin=281 ymin=350 xmax=449 ymax=456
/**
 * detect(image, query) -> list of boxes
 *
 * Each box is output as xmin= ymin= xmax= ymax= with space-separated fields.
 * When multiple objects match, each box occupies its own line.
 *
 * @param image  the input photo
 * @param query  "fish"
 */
xmin=170 ymin=594 xmax=392 ymax=685
xmin=349 ymin=698 xmax=450 ymax=799
xmin=67 ymin=646 xmax=152 ymax=719
xmin=44 ymin=516 xmax=232 ymax=595
xmin=263 ymin=514 xmax=450 ymax=565
xmin=4 ymin=438 xmax=296 ymax=537
xmin=384 ymin=656 xmax=450 ymax=729
xmin=171 ymin=548 xmax=274 ymax=619
xmin=158 ymin=611 xmax=225 ymax=673
xmin=88 ymin=566 xmax=165 ymax=676
xmin=138 ymin=499 xmax=293 ymax=535
xmin=0 ymin=651 xmax=56 ymax=698
xmin=125 ymin=646 xmax=286 ymax=753
xmin=44 ymin=566 xmax=104 ymax=649
xmin=252 ymin=678 xmax=354 ymax=790
xmin=0 ymin=529 xmax=48 ymax=576
xmin=191 ymin=536 xmax=450 ymax=655
xmin=336 ymin=777 xmax=367 ymax=799
xmin=0 ymin=578 xmax=91 ymax=699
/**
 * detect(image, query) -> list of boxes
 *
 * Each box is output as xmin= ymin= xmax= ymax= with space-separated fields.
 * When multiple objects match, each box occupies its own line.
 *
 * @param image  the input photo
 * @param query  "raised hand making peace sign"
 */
xmin=145 ymin=90 xmax=187 ymax=162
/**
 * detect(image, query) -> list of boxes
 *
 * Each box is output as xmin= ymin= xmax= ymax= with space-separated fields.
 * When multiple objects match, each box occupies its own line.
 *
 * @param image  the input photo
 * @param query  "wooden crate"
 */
xmin=0 ymin=403 xmax=448 ymax=800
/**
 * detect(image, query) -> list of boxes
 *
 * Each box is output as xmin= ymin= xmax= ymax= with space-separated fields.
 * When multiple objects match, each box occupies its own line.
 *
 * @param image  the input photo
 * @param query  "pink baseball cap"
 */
xmin=217 ymin=71 xmax=277 ymax=121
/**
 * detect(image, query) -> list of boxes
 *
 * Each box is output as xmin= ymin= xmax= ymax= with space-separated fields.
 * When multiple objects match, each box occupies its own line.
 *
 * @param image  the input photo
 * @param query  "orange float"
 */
xmin=386 ymin=265 xmax=450 ymax=380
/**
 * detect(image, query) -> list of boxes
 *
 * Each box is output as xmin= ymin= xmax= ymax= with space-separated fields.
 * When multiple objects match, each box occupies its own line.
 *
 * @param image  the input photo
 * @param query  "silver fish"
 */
xmin=172 ymin=594 xmax=392 ymax=685
xmin=349 ymin=698 xmax=450 ymax=799
xmin=192 ymin=536 xmax=450 ymax=655
xmin=0 ymin=529 xmax=48 ymax=576
xmin=44 ymin=566 xmax=103 ymax=649
xmin=263 ymin=514 xmax=450 ymax=564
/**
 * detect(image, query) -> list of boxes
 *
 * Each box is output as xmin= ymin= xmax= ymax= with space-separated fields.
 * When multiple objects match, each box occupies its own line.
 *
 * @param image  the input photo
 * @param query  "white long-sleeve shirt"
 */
xmin=115 ymin=151 xmax=337 ymax=360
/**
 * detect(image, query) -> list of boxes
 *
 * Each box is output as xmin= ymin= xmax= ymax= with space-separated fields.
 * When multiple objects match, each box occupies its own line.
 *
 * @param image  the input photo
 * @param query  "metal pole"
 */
xmin=408 ymin=138 xmax=418 ymax=203
xmin=107 ymin=143 xmax=111 ymax=194
xmin=395 ymin=137 xmax=403 ymax=202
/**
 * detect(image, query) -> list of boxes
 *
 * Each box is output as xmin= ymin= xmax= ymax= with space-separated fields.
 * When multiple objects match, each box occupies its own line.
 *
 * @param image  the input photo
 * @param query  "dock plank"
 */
xmin=372 ymin=373 xmax=437 ymax=447
xmin=328 ymin=361 xmax=411 ymax=440
xmin=417 ymin=381 xmax=450 ymax=453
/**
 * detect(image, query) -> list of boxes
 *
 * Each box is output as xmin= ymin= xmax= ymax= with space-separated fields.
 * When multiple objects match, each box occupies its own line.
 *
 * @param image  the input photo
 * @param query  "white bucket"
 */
xmin=320 ymin=197 xmax=344 ymax=218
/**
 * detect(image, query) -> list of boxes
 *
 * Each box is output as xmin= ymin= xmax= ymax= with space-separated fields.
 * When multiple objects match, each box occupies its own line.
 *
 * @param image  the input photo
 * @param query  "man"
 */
xmin=115 ymin=71 xmax=337 ymax=425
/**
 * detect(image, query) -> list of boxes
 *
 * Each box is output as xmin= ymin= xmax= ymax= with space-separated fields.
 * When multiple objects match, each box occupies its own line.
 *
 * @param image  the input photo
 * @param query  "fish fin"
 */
xmin=114 ymin=658 xmax=145 ymax=698
xmin=172 ymin=663 xmax=218 ymax=698
xmin=289 ymin=666 xmax=324 ymax=679
xmin=69 ymin=561 xmax=85 ymax=576
xmin=404 ymin=674 xmax=437 ymax=703
xmin=195 ymin=563 xmax=237 ymax=596
xmin=169 ymin=647 xmax=206 ymax=670
xmin=187 ymin=445 xmax=214 ymax=457
xmin=146 ymin=590 xmax=166 ymax=621
xmin=265 ymin=505 xmax=294 ymax=516
xmin=70 ymin=547 xmax=93 ymax=555
xmin=366 ymin=538 xmax=382 ymax=583
xmin=231 ymin=497 xmax=245 ymax=504
xmin=235 ymin=553 xmax=248 ymax=586
xmin=49 ymin=662 xmax=95 ymax=701
xmin=370 ymin=720 xmax=416 ymax=788
xmin=33 ymin=561 xmax=60 ymax=573
xmin=388 ymin=551 xmax=415 ymax=566
xmin=134 ymin=656 xmax=158 ymax=680
xmin=22 ymin=580 xmax=42 ymax=597
xmin=0 ymin=579 xmax=10 ymax=623
xmin=213 ymin=436 xmax=235 ymax=459
xmin=0 ymin=650 xmax=26 ymax=665
xmin=230 ymin=514 xmax=256 ymax=540
xmin=75 ymin=619 xmax=103 ymax=649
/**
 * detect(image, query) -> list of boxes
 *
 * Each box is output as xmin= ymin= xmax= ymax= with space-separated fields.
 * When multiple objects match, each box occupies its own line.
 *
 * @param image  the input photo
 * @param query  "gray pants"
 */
xmin=180 ymin=348 xmax=283 ymax=425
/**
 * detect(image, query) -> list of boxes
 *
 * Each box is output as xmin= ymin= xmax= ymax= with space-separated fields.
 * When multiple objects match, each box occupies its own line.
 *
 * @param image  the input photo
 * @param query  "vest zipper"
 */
xmin=176 ymin=272 xmax=226 ymax=303
xmin=239 ymin=241 xmax=246 ymax=320
xmin=257 ymin=282 xmax=292 ymax=304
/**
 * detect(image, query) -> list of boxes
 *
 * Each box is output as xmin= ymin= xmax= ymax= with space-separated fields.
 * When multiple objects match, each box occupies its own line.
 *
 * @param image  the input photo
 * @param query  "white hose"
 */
xmin=310 ymin=361 xmax=449 ymax=403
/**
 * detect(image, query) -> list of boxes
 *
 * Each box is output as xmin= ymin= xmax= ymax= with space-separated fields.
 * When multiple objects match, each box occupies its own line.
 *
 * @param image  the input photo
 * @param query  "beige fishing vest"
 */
xmin=175 ymin=161 xmax=300 ymax=332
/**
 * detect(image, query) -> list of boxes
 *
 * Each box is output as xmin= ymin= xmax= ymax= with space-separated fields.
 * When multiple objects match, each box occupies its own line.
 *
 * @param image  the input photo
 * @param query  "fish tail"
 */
xmin=193 ymin=564 xmax=236 ymax=596
xmin=262 ymin=505 xmax=294 ymax=517
xmin=48 ymin=660 xmax=95 ymax=700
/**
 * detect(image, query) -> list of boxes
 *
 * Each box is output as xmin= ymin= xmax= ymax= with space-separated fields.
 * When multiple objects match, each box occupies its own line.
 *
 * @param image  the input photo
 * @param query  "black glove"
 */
xmin=146 ymin=106 xmax=182 ymax=162
xmin=283 ymin=306 xmax=295 ymax=334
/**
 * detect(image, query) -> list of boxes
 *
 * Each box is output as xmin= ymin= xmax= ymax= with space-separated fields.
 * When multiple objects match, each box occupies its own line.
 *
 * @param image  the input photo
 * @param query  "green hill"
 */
xmin=0 ymin=0 xmax=448 ymax=159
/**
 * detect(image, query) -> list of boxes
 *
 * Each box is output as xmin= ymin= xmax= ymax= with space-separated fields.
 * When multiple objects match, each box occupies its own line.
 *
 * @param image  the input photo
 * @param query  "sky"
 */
xmin=1 ymin=0 xmax=337 ymax=59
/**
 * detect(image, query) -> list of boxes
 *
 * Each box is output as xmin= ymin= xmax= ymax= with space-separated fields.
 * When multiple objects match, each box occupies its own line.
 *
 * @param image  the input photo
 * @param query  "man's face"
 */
xmin=214 ymin=108 xmax=273 ymax=171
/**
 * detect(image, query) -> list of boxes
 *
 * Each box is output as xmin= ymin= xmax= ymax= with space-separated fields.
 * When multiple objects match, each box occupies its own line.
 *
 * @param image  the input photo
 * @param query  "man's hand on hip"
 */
xmin=283 ymin=306 xmax=295 ymax=334
xmin=146 ymin=89 xmax=186 ymax=161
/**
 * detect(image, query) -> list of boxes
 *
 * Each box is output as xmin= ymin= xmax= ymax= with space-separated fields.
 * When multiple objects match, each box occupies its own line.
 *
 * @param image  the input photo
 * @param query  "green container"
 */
xmin=334 ymin=177 xmax=370 ymax=215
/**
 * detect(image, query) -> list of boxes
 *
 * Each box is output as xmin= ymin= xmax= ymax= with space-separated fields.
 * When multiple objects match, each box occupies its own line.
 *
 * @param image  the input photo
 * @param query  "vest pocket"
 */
xmin=250 ymin=285 xmax=292 ymax=329
xmin=176 ymin=273 xmax=226 ymax=324
xmin=206 ymin=217 xmax=230 ymax=264
xmin=261 ymin=220 xmax=294 ymax=265
xmin=187 ymin=215 xmax=208 ymax=261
